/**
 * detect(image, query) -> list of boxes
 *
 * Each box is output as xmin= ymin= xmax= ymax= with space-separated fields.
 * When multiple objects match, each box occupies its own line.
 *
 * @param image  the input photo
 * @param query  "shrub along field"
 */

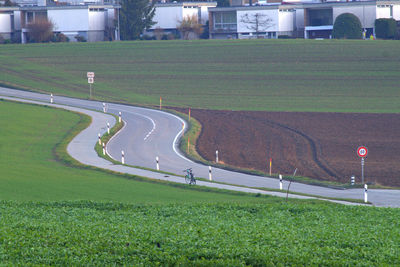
xmin=1 ymin=100 xmax=400 ymax=265
xmin=0 ymin=39 xmax=399 ymax=113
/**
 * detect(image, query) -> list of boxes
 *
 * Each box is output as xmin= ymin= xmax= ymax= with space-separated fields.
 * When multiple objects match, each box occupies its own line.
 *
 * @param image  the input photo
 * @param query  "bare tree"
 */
xmin=27 ymin=18 xmax=54 ymax=43
xmin=177 ymin=15 xmax=203 ymax=40
xmin=240 ymin=13 xmax=274 ymax=38
xmin=153 ymin=27 xmax=164 ymax=40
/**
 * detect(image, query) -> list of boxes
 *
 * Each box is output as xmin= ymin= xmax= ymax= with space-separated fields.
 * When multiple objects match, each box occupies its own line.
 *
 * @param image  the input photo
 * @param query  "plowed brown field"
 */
xmin=179 ymin=109 xmax=400 ymax=186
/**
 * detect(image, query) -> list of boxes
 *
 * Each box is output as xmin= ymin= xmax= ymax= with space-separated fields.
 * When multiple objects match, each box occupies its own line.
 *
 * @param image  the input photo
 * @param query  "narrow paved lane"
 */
xmin=1 ymin=87 xmax=399 ymax=207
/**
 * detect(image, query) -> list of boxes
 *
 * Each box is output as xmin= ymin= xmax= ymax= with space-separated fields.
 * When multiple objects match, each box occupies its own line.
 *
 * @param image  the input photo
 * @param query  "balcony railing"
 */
xmin=212 ymin=24 xmax=237 ymax=33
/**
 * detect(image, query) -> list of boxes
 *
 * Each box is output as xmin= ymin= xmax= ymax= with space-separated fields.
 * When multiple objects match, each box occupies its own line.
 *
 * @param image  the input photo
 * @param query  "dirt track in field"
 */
xmin=176 ymin=108 xmax=400 ymax=186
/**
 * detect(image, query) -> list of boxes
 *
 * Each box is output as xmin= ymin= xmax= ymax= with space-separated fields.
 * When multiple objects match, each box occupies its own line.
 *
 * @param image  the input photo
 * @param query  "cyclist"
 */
xmin=184 ymin=168 xmax=196 ymax=185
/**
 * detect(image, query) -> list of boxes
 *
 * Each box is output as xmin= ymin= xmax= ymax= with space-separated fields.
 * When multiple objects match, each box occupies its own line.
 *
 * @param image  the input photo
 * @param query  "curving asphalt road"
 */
xmin=1 ymin=87 xmax=399 ymax=207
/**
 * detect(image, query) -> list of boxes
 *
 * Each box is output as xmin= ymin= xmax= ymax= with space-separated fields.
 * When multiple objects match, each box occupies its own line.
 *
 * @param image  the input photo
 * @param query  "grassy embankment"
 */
xmin=0 ymin=100 xmax=266 ymax=202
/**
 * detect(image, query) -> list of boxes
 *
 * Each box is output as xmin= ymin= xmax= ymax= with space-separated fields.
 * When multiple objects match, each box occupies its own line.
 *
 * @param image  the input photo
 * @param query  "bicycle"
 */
xmin=183 ymin=168 xmax=196 ymax=185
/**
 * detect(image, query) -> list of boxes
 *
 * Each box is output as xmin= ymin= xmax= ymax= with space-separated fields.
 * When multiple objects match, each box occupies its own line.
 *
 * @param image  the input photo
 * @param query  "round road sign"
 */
xmin=357 ymin=146 xmax=368 ymax=157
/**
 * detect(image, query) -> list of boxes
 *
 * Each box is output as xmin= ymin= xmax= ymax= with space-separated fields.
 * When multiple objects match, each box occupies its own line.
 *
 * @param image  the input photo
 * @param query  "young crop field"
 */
xmin=1 ymin=200 xmax=400 ymax=265
xmin=0 ymin=40 xmax=399 ymax=113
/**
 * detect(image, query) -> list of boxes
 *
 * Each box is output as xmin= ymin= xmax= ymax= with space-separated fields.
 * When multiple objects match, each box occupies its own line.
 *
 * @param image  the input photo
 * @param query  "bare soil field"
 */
xmin=179 ymin=109 xmax=400 ymax=186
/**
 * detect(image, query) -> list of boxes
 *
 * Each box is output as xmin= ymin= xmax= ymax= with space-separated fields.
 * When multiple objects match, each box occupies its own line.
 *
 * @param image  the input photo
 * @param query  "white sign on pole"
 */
xmin=88 ymin=77 xmax=94 ymax=84
xmin=87 ymin=72 xmax=95 ymax=78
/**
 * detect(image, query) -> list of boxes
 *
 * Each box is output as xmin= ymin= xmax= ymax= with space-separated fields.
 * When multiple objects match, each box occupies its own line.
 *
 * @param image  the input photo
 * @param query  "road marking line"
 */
xmin=105 ymin=119 xmax=127 ymax=161
xmin=147 ymin=109 xmax=193 ymax=163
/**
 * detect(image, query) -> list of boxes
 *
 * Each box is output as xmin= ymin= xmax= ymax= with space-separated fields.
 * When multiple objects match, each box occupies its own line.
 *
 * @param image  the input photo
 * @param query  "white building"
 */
xmin=304 ymin=1 xmax=400 ymax=38
xmin=209 ymin=0 xmax=400 ymax=39
xmin=0 ymin=4 xmax=119 ymax=43
xmin=148 ymin=2 xmax=217 ymax=35
xmin=209 ymin=4 xmax=298 ymax=39
xmin=0 ymin=7 xmax=19 ymax=40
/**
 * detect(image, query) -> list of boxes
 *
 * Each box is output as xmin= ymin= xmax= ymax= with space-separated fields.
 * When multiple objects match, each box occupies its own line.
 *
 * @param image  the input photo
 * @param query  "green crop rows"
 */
xmin=1 ymin=201 xmax=400 ymax=265
xmin=0 ymin=40 xmax=399 ymax=113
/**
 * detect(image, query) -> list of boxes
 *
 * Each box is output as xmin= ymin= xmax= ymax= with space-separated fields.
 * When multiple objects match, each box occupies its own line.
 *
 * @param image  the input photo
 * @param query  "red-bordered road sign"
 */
xmin=87 ymin=72 xmax=95 ymax=78
xmin=357 ymin=146 xmax=368 ymax=157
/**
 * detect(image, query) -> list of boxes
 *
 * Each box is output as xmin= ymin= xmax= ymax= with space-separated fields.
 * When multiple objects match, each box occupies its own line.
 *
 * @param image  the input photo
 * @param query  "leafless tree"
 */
xmin=240 ymin=13 xmax=274 ymax=38
xmin=177 ymin=15 xmax=203 ymax=40
xmin=27 ymin=18 xmax=54 ymax=43
xmin=153 ymin=27 xmax=164 ymax=40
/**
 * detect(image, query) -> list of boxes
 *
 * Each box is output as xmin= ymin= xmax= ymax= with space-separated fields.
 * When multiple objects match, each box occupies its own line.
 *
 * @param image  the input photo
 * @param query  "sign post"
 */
xmin=87 ymin=72 xmax=95 ymax=99
xmin=357 ymin=146 xmax=368 ymax=184
xmin=269 ymin=158 xmax=272 ymax=176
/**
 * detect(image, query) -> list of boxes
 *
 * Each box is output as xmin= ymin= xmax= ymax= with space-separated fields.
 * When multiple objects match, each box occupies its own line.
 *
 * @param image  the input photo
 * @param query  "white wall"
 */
xmin=49 ymin=9 xmax=89 ymax=32
xmin=278 ymin=10 xmax=294 ymax=32
xmin=89 ymin=9 xmax=106 ymax=31
xmin=200 ymin=6 xmax=210 ymax=24
xmin=237 ymin=9 xmax=279 ymax=33
xmin=393 ymin=5 xmax=400 ymax=20
xmin=0 ymin=14 xmax=12 ymax=33
xmin=151 ymin=6 xmax=182 ymax=29
xmin=376 ymin=5 xmax=391 ymax=19
xmin=182 ymin=6 xmax=198 ymax=20
xmin=107 ymin=8 xmax=115 ymax=27
xmin=333 ymin=5 xmax=376 ymax=28
xmin=14 ymin=11 xmax=21 ymax=31
xmin=295 ymin=8 xmax=304 ymax=29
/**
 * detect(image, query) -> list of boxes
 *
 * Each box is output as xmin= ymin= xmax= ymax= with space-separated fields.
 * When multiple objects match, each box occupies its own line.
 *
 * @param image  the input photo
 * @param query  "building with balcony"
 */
xmin=0 ymin=4 xmax=119 ymax=43
xmin=146 ymin=2 xmax=217 ymax=37
xmin=208 ymin=0 xmax=400 ymax=39
xmin=303 ymin=1 xmax=400 ymax=38
xmin=209 ymin=4 xmax=299 ymax=39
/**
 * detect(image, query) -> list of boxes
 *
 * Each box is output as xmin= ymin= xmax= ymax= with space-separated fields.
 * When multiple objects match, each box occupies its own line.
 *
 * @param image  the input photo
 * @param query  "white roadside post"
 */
xmin=364 ymin=184 xmax=368 ymax=203
xmin=279 ymin=174 xmax=283 ymax=190
xmin=98 ymin=133 xmax=101 ymax=145
xmin=121 ymin=150 xmax=125 ymax=164
xmin=351 ymin=175 xmax=355 ymax=186
xmin=50 ymin=93 xmax=53 ymax=104
xmin=103 ymin=103 xmax=106 ymax=113
xmin=209 ymin=166 xmax=212 ymax=181
xmin=107 ymin=122 xmax=110 ymax=134
xmin=119 ymin=112 xmax=122 ymax=123
xmin=102 ymin=142 xmax=105 ymax=155
xmin=156 ymin=156 xmax=159 ymax=171
xmin=216 ymin=150 xmax=219 ymax=163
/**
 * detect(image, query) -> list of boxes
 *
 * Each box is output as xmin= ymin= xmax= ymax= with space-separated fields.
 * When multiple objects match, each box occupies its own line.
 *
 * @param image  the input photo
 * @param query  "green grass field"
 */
xmin=1 ymin=39 xmax=399 ymax=113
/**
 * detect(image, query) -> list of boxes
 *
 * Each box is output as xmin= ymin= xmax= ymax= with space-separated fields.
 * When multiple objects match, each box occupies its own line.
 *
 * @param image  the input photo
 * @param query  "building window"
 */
xmin=27 ymin=12 xmax=34 ymax=24
xmin=214 ymin=12 xmax=237 ymax=31
xmin=279 ymin=9 xmax=294 ymax=12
